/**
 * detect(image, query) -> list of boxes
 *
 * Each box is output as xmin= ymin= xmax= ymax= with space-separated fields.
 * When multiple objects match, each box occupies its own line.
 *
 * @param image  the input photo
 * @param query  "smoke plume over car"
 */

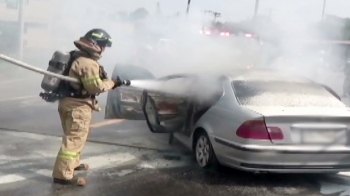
xmin=3 ymin=0 xmax=350 ymax=98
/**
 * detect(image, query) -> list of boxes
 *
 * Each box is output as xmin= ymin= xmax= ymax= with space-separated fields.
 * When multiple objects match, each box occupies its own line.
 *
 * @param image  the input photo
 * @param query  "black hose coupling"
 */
xmin=122 ymin=80 xmax=131 ymax=86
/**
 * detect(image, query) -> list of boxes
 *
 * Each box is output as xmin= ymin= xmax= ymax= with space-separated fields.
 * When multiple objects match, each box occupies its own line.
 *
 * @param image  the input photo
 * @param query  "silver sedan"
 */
xmin=105 ymin=66 xmax=350 ymax=173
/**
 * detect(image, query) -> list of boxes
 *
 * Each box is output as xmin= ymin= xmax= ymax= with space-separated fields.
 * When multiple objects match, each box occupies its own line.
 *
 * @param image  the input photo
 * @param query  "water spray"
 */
xmin=129 ymin=78 xmax=196 ymax=97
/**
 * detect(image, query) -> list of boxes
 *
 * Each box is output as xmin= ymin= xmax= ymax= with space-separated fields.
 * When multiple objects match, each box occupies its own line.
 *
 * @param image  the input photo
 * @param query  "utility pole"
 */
xmin=186 ymin=0 xmax=191 ymax=15
xmin=18 ymin=0 xmax=25 ymax=60
xmin=254 ymin=0 xmax=259 ymax=19
xmin=212 ymin=12 xmax=221 ymax=23
xmin=156 ymin=2 xmax=161 ymax=16
xmin=321 ymin=0 xmax=326 ymax=21
xmin=204 ymin=10 xmax=211 ymax=17
xmin=203 ymin=11 xmax=221 ymax=23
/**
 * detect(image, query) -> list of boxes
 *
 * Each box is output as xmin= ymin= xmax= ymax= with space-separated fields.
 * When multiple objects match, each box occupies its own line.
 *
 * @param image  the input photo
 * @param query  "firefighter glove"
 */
xmin=99 ymin=65 xmax=108 ymax=80
xmin=112 ymin=77 xmax=131 ymax=89
xmin=112 ymin=76 xmax=123 ymax=89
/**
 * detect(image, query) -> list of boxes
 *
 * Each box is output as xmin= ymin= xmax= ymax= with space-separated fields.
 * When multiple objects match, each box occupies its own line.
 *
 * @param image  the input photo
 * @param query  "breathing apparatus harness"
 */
xmin=39 ymin=50 xmax=102 ymax=102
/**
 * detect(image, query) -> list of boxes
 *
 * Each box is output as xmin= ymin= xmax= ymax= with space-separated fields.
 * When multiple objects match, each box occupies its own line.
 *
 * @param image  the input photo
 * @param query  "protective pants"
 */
xmin=52 ymin=99 xmax=92 ymax=180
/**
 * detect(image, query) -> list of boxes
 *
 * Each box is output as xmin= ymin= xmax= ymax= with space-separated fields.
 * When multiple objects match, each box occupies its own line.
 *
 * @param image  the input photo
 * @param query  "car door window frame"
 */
xmin=141 ymin=75 xmax=195 ymax=133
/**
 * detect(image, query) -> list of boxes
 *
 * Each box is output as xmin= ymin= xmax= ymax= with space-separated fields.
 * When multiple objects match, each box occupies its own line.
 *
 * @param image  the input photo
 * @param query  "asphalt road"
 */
xmin=1 ymin=72 xmax=350 ymax=196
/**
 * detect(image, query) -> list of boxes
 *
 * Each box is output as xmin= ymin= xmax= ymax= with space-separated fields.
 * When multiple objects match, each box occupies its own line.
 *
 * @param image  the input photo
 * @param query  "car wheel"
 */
xmin=195 ymin=132 xmax=219 ymax=169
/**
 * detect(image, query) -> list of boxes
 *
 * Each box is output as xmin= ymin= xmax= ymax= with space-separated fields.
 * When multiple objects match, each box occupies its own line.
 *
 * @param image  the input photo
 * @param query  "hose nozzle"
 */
xmin=122 ymin=80 xmax=131 ymax=86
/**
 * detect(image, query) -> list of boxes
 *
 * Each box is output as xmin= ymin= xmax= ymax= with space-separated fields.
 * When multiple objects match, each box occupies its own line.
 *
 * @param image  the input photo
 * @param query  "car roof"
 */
xmin=230 ymin=70 xmax=313 ymax=84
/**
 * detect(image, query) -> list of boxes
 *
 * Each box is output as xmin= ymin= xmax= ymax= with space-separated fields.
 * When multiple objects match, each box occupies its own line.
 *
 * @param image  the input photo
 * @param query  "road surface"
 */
xmin=1 ymin=72 xmax=350 ymax=196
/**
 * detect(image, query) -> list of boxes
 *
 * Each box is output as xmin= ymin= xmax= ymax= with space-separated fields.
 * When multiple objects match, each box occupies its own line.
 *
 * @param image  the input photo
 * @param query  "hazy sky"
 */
xmin=114 ymin=0 xmax=350 ymax=23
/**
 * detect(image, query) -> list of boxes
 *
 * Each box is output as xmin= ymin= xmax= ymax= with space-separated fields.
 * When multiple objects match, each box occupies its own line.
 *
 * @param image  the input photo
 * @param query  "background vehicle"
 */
xmin=129 ymin=38 xmax=176 ymax=74
xmin=267 ymin=40 xmax=350 ymax=71
xmin=105 ymin=66 xmax=350 ymax=173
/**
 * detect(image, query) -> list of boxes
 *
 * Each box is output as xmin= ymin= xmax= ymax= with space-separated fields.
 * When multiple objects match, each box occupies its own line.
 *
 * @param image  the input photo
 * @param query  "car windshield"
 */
xmin=232 ymin=80 xmax=345 ymax=107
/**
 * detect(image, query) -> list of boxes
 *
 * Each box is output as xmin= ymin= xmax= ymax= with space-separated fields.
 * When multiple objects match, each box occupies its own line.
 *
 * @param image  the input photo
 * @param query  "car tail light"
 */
xmin=220 ymin=32 xmax=230 ymax=36
xmin=236 ymin=120 xmax=284 ymax=140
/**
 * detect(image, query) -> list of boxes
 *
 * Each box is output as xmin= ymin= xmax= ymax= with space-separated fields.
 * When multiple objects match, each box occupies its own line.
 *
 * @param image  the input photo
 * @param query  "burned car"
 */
xmin=105 ymin=65 xmax=350 ymax=173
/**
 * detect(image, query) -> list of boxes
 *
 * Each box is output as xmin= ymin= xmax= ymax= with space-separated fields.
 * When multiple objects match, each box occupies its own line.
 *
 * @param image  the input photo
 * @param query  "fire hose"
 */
xmin=0 ymin=54 xmax=79 ymax=83
xmin=0 ymin=53 xmax=131 ymax=104
xmin=0 ymin=53 xmax=131 ymax=85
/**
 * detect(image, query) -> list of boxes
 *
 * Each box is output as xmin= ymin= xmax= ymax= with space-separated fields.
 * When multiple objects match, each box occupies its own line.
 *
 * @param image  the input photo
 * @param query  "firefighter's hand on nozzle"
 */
xmin=112 ymin=76 xmax=131 ymax=89
xmin=112 ymin=76 xmax=122 ymax=89
xmin=99 ymin=65 xmax=108 ymax=80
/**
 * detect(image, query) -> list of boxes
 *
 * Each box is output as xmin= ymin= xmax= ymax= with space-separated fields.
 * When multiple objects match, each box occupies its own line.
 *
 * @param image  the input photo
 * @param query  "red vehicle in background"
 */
xmin=199 ymin=25 xmax=231 ymax=37
xmin=198 ymin=22 xmax=262 ymax=71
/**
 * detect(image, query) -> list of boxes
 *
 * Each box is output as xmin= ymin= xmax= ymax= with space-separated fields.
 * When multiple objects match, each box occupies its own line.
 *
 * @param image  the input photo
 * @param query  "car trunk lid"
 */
xmin=244 ymin=106 xmax=350 ymax=145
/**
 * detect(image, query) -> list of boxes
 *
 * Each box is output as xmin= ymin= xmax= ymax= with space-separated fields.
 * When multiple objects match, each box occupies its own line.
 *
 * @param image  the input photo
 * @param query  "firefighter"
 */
xmin=52 ymin=28 xmax=123 ymax=186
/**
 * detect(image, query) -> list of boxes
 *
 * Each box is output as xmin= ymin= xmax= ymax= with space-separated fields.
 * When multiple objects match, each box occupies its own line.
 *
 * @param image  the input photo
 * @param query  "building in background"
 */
xmin=0 ymin=0 xmax=129 ymax=64
xmin=0 ymin=0 xmax=167 ymax=67
xmin=0 ymin=0 xmax=53 ymax=65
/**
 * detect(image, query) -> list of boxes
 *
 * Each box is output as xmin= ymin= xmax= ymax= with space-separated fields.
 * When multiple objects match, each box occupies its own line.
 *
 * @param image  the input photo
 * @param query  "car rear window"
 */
xmin=232 ymin=80 xmax=345 ymax=107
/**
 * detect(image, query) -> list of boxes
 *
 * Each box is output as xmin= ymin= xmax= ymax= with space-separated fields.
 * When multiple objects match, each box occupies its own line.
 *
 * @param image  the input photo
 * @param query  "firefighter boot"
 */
xmin=75 ymin=163 xmax=90 ymax=171
xmin=53 ymin=177 xmax=87 ymax=186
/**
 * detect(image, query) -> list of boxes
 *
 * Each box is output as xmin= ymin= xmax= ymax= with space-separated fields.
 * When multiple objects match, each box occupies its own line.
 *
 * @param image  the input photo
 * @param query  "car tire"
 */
xmin=194 ymin=132 xmax=219 ymax=169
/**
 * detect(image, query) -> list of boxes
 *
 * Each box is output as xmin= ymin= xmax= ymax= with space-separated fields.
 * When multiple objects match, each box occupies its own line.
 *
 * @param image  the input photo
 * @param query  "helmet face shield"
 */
xmin=105 ymin=39 xmax=112 ymax=47
xmin=85 ymin=29 xmax=113 ymax=48
xmin=94 ymin=38 xmax=112 ymax=48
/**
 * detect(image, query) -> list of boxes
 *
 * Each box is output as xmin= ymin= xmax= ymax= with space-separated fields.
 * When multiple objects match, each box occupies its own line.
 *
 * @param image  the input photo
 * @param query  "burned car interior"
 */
xmin=142 ymin=90 xmax=189 ymax=133
xmin=141 ymin=75 xmax=225 ymax=133
xmin=106 ymin=69 xmax=226 ymax=133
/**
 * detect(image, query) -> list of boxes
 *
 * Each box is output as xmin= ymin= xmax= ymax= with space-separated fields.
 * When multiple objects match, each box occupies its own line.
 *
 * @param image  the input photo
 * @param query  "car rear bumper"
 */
xmin=214 ymin=137 xmax=350 ymax=173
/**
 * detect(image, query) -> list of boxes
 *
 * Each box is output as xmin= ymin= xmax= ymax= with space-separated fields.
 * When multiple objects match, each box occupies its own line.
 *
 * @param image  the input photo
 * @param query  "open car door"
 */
xmin=140 ymin=74 xmax=222 ymax=134
xmin=105 ymin=65 xmax=155 ymax=120
xmin=140 ymin=74 xmax=197 ymax=133
xmin=141 ymin=89 xmax=190 ymax=133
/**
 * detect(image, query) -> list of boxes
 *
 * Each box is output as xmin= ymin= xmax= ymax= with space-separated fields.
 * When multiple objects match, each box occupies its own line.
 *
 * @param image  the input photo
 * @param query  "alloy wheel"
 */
xmin=195 ymin=135 xmax=211 ymax=167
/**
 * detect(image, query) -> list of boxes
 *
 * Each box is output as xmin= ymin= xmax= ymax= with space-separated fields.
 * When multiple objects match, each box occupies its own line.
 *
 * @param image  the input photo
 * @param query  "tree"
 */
xmin=304 ymin=15 xmax=350 ymax=41
xmin=116 ymin=11 xmax=129 ymax=21
xmin=156 ymin=2 xmax=161 ymax=16
xmin=129 ymin=8 xmax=149 ymax=21
xmin=342 ymin=18 xmax=350 ymax=40
xmin=223 ymin=17 xmax=282 ymax=42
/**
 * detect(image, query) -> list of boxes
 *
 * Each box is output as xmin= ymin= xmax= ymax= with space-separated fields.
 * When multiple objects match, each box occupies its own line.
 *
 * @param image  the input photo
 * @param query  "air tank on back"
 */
xmin=41 ymin=51 xmax=71 ymax=92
